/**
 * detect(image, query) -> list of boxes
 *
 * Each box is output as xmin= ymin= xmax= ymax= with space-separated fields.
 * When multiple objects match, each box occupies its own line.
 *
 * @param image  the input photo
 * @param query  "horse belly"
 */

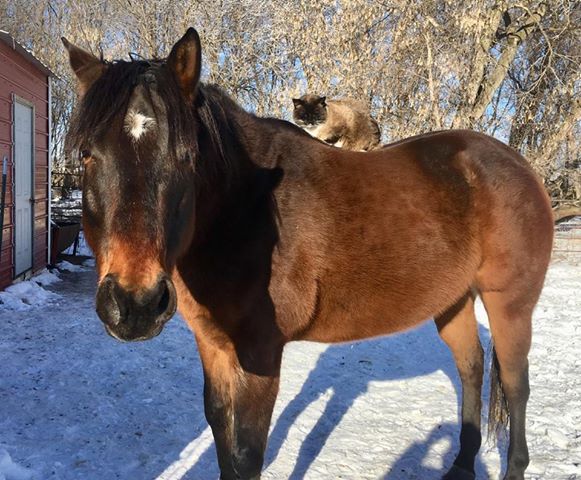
xmin=292 ymin=255 xmax=478 ymax=343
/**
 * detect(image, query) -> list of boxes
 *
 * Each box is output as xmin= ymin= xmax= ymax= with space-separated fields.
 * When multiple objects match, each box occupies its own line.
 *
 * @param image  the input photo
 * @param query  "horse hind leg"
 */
xmin=435 ymin=291 xmax=484 ymax=480
xmin=480 ymin=288 xmax=536 ymax=480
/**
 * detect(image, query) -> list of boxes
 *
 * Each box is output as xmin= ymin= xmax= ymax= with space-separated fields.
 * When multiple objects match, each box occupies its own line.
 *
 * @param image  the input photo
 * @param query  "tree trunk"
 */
xmin=452 ymin=1 xmax=506 ymax=129
xmin=538 ymin=97 xmax=581 ymax=170
xmin=454 ymin=3 xmax=547 ymax=128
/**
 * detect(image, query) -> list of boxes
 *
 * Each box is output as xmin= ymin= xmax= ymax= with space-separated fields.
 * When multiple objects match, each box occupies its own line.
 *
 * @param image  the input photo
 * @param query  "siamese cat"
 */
xmin=292 ymin=94 xmax=381 ymax=151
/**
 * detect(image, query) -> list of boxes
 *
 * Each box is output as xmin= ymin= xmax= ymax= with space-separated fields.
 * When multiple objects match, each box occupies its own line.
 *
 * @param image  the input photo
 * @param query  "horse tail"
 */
xmin=487 ymin=345 xmax=509 ymax=443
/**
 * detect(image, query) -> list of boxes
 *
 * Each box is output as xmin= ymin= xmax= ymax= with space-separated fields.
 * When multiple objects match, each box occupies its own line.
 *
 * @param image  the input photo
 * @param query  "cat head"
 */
xmin=292 ymin=94 xmax=327 ymax=128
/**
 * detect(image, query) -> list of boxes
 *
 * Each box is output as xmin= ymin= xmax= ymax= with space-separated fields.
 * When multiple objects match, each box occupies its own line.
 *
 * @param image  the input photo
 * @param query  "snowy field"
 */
xmin=0 ymin=259 xmax=580 ymax=480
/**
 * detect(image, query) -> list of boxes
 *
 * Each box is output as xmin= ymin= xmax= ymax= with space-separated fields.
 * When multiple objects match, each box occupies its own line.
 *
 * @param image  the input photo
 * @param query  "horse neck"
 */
xmin=192 ymin=105 xmax=281 ymax=244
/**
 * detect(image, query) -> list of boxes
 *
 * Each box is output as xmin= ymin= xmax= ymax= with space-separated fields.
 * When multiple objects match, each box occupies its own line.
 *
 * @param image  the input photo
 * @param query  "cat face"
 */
xmin=292 ymin=94 xmax=327 ymax=128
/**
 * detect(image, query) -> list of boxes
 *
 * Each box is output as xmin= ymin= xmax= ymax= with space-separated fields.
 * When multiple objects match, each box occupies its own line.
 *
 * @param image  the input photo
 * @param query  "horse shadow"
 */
xmin=259 ymin=320 xmax=493 ymax=479
xmin=383 ymin=422 xmax=489 ymax=479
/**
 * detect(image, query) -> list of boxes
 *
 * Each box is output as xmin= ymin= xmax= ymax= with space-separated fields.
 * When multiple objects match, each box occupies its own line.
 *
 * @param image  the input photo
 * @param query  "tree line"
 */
xmin=1 ymin=0 xmax=579 ymax=215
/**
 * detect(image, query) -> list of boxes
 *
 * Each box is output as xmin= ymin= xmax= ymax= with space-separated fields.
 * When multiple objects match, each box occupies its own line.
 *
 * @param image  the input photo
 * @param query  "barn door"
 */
xmin=13 ymin=98 xmax=34 ymax=276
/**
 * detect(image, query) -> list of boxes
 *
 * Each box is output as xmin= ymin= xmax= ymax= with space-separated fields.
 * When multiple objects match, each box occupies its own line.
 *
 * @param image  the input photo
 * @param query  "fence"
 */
xmin=553 ymin=215 xmax=581 ymax=260
xmin=52 ymin=169 xmax=82 ymax=197
xmin=51 ymin=170 xmax=83 ymax=224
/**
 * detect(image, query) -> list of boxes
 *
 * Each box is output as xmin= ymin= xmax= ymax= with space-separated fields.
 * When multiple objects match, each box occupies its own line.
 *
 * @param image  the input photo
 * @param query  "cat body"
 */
xmin=292 ymin=94 xmax=381 ymax=151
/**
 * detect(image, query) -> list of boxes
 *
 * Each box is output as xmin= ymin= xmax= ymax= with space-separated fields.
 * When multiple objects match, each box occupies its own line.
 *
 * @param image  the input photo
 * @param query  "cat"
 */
xmin=292 ymin=94 xmax=381 ymax=151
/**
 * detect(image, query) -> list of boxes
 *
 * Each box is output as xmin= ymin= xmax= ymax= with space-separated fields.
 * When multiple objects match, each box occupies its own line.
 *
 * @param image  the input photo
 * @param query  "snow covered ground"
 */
xmin=0 ymin=260 xmax=580 ymax=479
xmin=62 ymin=232 xmax=93 ymax=258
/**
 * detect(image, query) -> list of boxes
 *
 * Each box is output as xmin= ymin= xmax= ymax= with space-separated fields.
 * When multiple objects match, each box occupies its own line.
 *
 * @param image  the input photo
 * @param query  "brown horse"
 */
xmin=62 ymin=28 xmax=553 ymax=480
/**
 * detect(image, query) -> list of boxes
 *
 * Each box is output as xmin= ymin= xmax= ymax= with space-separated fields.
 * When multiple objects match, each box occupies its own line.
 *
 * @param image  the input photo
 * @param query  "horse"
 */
xmin=62 ymin=28 xmax=554 ymax=480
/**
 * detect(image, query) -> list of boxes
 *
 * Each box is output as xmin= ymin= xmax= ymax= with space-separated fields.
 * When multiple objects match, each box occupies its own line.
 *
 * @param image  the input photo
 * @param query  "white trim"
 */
xmin=47 ymin=77 xmax=52 ymax=264
xmin=0 ymin=30 xmax=56 ymax=78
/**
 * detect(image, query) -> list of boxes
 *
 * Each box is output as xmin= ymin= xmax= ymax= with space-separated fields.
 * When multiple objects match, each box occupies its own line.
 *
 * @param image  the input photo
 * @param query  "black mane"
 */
xmin=66 ymin=58 xmax=247 ymax=181
xmin=67 ymin=60 xmax=164 ymax=152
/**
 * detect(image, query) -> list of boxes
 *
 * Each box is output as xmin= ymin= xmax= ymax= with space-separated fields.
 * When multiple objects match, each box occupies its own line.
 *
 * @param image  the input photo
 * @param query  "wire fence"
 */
xmin=554 ymin=216 xmax=581 ymax=259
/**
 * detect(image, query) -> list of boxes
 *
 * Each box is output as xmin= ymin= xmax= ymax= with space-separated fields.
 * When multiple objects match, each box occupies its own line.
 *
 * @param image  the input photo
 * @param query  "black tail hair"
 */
xmin=487 ymin=345 xmax=509 ymax=442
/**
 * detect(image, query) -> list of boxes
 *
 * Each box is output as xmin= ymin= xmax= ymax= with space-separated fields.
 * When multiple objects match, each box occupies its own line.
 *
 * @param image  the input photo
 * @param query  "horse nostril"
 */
xmin=96 ymin=274 xmax=176 ymax=333
xmin=96 ymin=275 xmax=123 ymax=326
xmin=156 ymin=280 xmax=170 ymax=316
xmin=153 ymin=277 xmax=176 ymax=322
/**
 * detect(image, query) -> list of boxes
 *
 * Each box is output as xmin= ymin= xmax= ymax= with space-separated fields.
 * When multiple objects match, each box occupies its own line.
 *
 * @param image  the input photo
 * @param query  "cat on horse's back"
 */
xmin=293 ymin=93 xmax=381 ymax=151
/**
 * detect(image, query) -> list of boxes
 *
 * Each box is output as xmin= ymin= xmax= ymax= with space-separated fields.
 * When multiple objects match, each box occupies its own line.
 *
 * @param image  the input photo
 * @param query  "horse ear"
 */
xmin=319 ymin=96 xmax=327 ymax=107
xmin=61 ymin=37 xmax=106 ymax=95
xmin=167 ymin=28 xmax=202 ymax=101
xmin=292 ymin=98 xmax=302 ymax=108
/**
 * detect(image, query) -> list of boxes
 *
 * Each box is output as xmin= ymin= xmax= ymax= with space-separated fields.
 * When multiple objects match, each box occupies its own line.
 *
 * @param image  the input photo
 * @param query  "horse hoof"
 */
xmin=442 ymin=465 xmax=476 ymax=480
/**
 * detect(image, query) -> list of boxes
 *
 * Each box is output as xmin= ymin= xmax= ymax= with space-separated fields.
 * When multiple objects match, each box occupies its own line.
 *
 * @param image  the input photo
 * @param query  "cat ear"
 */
xmin=292 ymin=98 xmax=302 ymax=108
xmin=319 ymin=96 xmax=327 ymax=107
xmin=61 ymin=37 xmax=106 ymax=95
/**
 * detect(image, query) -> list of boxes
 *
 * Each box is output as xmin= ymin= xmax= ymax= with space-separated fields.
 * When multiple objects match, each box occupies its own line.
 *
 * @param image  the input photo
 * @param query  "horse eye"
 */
xmin=80 ymin=150 xmax=91 ymax=161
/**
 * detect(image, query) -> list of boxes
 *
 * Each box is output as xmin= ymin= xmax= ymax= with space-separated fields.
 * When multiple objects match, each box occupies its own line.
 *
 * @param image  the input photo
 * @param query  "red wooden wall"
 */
xmin=0 ymin=39 xmax=50 ymax=289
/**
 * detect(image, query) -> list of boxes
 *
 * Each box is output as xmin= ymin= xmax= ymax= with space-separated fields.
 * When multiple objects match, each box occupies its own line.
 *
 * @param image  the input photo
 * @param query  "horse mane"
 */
xmin=66 ymin=58 xmax=246 ymax=184
xmin=194 ymin=84 xmax=245 ymax=181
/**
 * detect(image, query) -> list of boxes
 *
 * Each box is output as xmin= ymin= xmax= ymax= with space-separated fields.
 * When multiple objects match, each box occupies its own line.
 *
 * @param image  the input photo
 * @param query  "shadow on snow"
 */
xmin=2 ymin=269 xmax=496 ymax=479
xmin=187 ymin=319 xmax=493 ymax=479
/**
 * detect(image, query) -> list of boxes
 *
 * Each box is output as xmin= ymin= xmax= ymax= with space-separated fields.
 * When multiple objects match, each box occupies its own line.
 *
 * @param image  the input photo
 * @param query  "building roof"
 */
xmin=0 ymin=30 xmax=55 ymax=77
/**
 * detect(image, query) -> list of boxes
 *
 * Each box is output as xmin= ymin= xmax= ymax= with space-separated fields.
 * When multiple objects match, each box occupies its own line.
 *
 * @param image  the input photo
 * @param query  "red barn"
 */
xmin=0 ymin=31 xmax=53 ymax=290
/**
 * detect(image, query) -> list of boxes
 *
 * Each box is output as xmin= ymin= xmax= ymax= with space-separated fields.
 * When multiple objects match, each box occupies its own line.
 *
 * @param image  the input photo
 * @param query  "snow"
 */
xmin=0 ymin=449 xmax=32 ymax=480
xmin=55 ymin=260 xmax=87 ymax=273
xmin=30 ymin=271 xmax=61 ymax=287
xmin=0 ymin=260 xmax=579 ymax=479
xmin=0 ymin=270 xmax=61 ymax=311
xmin=62 ymin=231 xmax=93 ymax=257
xmin=82 ymin=258 xmax=95 ymax=268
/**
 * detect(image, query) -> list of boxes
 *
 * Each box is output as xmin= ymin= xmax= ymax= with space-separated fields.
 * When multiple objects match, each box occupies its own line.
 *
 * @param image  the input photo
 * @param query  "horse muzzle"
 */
xmin=95 ymin=273 xmax=177 ymax=341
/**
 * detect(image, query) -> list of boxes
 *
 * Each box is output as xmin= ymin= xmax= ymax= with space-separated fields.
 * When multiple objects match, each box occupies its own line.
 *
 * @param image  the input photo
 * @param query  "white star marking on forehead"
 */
xmin=124 ymin=110 xmax=155 ymax=141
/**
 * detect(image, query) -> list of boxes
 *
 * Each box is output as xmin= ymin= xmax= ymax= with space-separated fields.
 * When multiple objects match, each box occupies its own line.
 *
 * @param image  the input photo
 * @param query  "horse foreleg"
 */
xmin=436 ymin=292 xmax=484 ymax=480
xmin=231 ymin=350 xmax=281 ymax=480
xmin=197 ymin=333 xmax=283 ymax=480
xmin=197 ymin=337 xmax=237 ymax=478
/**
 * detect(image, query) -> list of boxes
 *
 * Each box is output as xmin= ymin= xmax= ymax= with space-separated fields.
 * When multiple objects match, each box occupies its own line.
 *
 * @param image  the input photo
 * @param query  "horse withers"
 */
xmin=62 ymin=28 xmax=554 ymax=480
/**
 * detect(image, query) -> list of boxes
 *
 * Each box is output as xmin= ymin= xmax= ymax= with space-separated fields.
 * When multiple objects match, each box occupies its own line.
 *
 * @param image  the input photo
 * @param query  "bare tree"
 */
xmin=1 ymin=0 xmax=579 ymax=210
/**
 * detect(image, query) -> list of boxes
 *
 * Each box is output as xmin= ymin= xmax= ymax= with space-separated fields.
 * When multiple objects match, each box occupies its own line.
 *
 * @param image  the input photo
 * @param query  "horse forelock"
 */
xmin=66 ymin=59 xmax=197 ymax=161
xmin=66 ymin=55 xmax=254 ymax=204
